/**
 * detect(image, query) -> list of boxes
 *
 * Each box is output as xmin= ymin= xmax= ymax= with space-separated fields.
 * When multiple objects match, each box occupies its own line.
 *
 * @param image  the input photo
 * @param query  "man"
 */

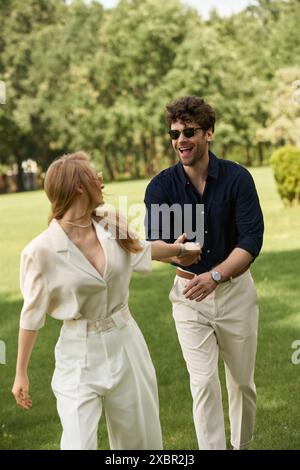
xmin=144 ymin=96 xmax=264 ymax=450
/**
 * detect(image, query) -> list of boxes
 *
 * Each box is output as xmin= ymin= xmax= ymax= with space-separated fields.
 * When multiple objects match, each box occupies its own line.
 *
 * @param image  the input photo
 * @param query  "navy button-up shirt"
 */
xmin=144 ymin=151 xmax=264 ymax=275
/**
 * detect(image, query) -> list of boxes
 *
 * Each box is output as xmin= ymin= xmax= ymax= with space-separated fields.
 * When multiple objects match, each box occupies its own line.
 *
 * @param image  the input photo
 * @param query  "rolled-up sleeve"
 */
xmin=234 ymin=169 xmax=264 ymax=259
xmin=130 ymin=241 xmax=152 ymax=273
xmin=19 ymin=251 xmax=49 ymax=330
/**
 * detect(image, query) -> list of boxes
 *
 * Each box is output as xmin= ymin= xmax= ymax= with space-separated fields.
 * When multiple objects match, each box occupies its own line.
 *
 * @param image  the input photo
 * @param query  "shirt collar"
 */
xmin=177 ymin=150 xmax=219 ymax=186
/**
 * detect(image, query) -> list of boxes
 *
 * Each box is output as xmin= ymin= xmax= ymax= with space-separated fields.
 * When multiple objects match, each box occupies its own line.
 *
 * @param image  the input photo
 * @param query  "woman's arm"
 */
xmin=151 ymin=239 xmax=200 ymax=261
xmin=12 ymin=328 xmax=38 ymax=410
xmin=152 ymin=233 xmax=201 ymax=266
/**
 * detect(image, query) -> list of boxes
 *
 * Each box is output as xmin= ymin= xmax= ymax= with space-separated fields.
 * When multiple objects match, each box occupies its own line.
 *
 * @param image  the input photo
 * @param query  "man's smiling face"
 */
xmin=170 ymin=120 xmax=211 ymax=167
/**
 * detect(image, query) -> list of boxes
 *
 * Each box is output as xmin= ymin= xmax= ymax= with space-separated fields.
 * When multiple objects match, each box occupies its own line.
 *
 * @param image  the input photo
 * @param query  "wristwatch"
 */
xmin=210 ymin=270 xmax=222 ymax=283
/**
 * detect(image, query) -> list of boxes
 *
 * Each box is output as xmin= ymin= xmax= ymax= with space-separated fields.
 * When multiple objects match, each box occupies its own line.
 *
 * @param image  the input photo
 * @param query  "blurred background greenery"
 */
xmin=0 ymin=0 xmax=300 ymax=188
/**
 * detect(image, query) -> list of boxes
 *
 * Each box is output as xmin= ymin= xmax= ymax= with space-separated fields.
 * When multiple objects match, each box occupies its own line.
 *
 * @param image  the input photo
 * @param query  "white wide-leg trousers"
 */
xmin=170 ymin=270 xmax=259 ymax=450
xmin=51 ymin=314 xmax=163 ymax=450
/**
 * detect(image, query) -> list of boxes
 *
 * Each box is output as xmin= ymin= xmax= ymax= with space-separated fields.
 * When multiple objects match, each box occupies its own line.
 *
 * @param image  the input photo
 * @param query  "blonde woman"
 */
xmin=12 ymin=151 xmax=200 ymax=450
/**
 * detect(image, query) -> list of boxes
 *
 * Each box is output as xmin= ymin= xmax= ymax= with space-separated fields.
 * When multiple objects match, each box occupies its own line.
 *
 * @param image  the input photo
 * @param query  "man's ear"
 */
xmin=206 ymin=129 xmax=213 ymax=142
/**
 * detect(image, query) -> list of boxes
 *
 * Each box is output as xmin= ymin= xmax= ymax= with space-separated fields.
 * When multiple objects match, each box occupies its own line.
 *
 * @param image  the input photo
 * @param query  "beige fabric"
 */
xmin=19 ymin=219 xmax=152 ymax=330
xmin=51 ymin=316 xmax=163 ymax=450
xmin=19 ymin=219 xmax=161 ymax=450
xmin=169 ymin=270 xmax=259 ymax=450
xmin=64 ymin=305 xmax=131 ymax=332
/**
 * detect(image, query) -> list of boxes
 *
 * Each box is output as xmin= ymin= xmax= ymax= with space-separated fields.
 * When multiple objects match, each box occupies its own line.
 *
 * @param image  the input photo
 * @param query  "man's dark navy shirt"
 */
xmin=144 ymin=151 xmax=264 ymax=275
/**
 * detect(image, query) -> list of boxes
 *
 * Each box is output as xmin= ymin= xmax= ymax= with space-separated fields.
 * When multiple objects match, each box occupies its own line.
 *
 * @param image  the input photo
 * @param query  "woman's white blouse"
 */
xmin=19 ymin=219 xmax=152 ymax=330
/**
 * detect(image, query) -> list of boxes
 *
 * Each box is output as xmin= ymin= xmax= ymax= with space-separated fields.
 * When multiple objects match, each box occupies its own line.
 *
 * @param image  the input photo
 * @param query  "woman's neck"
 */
xmin=59 ymin=204 xmax=94 ymax=241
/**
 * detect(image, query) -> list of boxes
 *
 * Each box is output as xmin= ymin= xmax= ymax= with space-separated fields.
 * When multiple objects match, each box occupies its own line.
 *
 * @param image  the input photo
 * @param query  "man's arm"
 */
xmin=182 ymin=248 xmax=252 ymax=302
xmin=233 ymin=168 xmax=264 ymax=259
xmin=183 ymin=168 xmax=263 ymax=301
xmin=212 ymin=247 xmax=253 ymax=280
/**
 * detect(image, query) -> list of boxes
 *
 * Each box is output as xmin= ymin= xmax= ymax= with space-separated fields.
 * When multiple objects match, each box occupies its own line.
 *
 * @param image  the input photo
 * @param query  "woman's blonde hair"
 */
xmin=44 ymin=151 xmax=143 ymax=253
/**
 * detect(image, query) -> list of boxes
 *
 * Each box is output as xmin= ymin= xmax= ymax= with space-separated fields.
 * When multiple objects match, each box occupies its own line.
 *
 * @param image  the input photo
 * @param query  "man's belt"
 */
xmin=175 ymin=265 xmax=249 ymax=281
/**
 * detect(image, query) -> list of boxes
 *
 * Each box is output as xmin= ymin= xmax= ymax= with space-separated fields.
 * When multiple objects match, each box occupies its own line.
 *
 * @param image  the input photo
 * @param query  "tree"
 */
xmin=88 ymin=0 xmax=196 ymax=177
xmin=1 ymin=0 xmax=300 ymax=186
xmin=0 ymin=0 xmax=67 ymax=189
xmin=256 ymin=68 xmax=300 ymax=148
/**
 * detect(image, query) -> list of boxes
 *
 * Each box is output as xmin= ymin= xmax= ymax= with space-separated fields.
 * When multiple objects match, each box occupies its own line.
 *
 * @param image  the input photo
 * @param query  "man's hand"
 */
xmin=174 ymin=233 xmax=201 ymax=266
xmin=182 ymin=272 xmax=217 ymax=302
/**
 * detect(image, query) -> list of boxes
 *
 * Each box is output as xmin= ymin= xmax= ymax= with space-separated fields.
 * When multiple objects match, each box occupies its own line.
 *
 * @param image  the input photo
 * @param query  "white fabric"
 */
xmin=19 ymin=220 xmax=161 ymax=450
xmin=19 ymin=219 xmax=152 ymax=330
xmin=169 ymin=270 xmax=259 ymax=450
xmin=51 ymin=316 xmax=163 ymax=450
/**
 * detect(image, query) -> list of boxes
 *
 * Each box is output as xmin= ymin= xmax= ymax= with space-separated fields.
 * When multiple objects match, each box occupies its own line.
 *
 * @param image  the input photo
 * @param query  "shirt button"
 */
xmin=205 ymin=230 xmax=208 ymax=234
xmin=206 ymin=250 xmax=211 ymax=253
xmin=201 ymin=211 xmax=204 ymax=215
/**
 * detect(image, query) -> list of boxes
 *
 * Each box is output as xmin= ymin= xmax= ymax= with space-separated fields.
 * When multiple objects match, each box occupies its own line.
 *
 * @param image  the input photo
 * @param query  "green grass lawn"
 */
xmin=0 ymin=166 xmax=300 ymax=449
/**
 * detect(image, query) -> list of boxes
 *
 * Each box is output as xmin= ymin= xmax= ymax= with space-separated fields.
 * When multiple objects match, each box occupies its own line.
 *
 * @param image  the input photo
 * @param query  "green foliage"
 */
xmin=256 ymin=68 xmax=300 ymax=146
xmin=270 ymin=146 xmax=300 ymax=205
xmin=1 ymin=0 xmax=300 ymax=180
xmin=0 ymin=163 xmax=9 ymax=174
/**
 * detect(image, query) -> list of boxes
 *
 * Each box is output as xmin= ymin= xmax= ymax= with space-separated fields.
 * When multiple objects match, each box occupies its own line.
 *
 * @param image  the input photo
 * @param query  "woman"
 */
xmin=12 ymin=151 xmax=200 ymax=450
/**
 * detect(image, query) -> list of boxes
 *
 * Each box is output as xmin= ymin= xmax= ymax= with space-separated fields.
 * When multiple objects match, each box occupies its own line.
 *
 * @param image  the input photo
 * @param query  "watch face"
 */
xmin=212 ymin=271 xmax=221 ymax=282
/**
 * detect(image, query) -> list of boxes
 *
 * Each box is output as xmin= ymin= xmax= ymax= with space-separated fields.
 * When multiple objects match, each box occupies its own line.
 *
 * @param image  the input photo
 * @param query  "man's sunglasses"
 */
xmin=168 ymin=127 xmax=203 ymax=140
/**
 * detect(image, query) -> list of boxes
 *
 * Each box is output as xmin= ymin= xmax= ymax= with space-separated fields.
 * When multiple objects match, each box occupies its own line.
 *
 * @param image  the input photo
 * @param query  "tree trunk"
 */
xmin=141 ymin=135 xmax=149 ymax=177
xmin=16 ymin=154 xmax=24 ymax=192
xmin=147 ymin=132 xmax=158 ymax=176
xmin=258 ymin=142 xmax=264 ymax=166
xmin=104 ymin=152 xmax=116 ymax=181
xmin=245 ymin=146 xmax=252 ymax=167
xmin=133 ymin=149 xmax=141 ymax=179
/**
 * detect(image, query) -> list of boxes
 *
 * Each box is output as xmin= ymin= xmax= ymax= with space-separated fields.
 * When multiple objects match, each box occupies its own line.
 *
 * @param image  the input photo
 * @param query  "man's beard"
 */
xmin=178 ymin=146 xmax=205 ymax=166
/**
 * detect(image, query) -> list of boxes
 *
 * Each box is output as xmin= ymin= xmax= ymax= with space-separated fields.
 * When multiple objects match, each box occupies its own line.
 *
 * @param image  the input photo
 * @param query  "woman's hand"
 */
xmin=12 ymin=374 xmax=32 ymax=410
xmin=173 ymin=233 xmax=201 ymax=266
xmin=151 ymin=233 xmax=201 ymax=263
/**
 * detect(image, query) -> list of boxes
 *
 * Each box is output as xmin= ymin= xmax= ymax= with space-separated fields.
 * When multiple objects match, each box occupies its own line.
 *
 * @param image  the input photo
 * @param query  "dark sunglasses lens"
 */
xmin=169 ymin=130 xmax=180 ymax=140
xmin=183 ymin=128 xmax=195 ymax=138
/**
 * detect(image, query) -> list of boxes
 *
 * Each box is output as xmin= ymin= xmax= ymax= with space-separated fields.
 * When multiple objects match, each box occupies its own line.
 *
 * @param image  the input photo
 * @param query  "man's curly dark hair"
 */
xmin=166 ymin=96 xmax=215 ymax=132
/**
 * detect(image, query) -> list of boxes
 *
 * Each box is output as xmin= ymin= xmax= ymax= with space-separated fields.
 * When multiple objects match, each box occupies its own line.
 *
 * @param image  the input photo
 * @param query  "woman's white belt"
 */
xmin=64 ymin=305 xmax=131 ymax=335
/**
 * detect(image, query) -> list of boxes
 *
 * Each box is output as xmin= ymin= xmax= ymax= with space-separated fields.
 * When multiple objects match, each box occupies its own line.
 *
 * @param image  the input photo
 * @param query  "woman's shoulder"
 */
xmin=21 ymin=227 xmax=53 ymax=258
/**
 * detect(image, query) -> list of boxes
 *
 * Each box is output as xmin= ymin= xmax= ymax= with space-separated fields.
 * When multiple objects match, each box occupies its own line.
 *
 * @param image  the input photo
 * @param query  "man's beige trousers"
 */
xmin=170 ymin=270 xmax=259 ymax=450
xmin=51 ymin=315 xmax=163 ymax=450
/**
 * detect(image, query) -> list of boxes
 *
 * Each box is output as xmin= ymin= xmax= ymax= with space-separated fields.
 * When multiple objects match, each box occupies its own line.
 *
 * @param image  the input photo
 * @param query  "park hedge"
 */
xmin=270 ymin=145 xmax=300 ymax=205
